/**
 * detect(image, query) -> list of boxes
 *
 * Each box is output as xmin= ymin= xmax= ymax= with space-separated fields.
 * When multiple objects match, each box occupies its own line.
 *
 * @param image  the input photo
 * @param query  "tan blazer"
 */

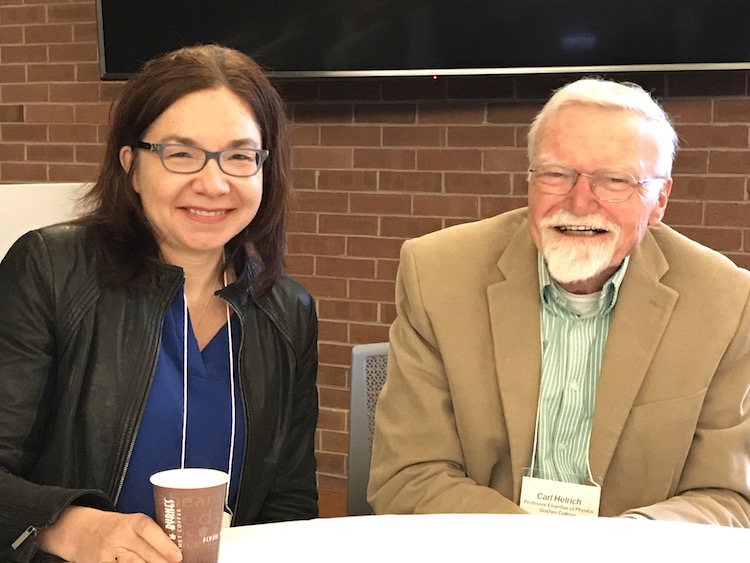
xmin=368 ymin=207 xmax=750 ymax=526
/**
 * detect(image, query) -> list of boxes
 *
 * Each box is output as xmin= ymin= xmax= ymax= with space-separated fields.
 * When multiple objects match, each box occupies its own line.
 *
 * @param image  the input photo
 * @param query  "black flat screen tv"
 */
xmin=96 ymin=0 xmax=750 ymax=79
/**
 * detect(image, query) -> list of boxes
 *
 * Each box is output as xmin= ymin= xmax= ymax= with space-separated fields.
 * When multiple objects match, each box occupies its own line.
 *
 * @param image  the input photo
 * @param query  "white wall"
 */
xmin=0 ymin=182 xmax=89 ymax=259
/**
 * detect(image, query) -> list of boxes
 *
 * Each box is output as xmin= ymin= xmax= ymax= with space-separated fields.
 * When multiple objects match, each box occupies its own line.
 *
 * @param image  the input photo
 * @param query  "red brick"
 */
xmin=672 ymin=175 xmax=745 ymax=201
xmin=348 ymin=236 xmax=403 ymax=259
xmin=293 ymin=146 xmax=352 ymax=169
xmin=315 ymin=451 xmax=346 ymax=475
xmin=317 ymin=322 xmax=349 ymax=345
xmin=25 ymin=23 xmax=73 ymax=43
xmin=296 ymin=190 xmax=348 ymax=213
xmin=285 ymin=255 xmax=314 ymax=276
xmin=50 ymin=82 xmax=100 ymax=102
xmin=379 ymin=170 xmax=441 ymax=193
xmin=319 ymin=299 xmax=378 ymax=322
xmin=27 ymin=143 xmax=74 ymax=162
xmin=417 ymin=148 xmax=481 ymax=171
xmin=672 ymin=151 xmax=708 ymax=174
xmin=0 ymin=24 xmax=22 ymax=43
xmin=0 ymin=104 xmax=23 ymax=122
xmin=47 ymin=3 xmax=96 ymax=22
xmin=379 ymin=302 xmax=398 ymax=324
xmin=292 ymin=275 xmax=347 ymax=299
xmin=317 ymin=407 xmax=347 ymax=432
xmin=319 ymin=214 xmax=378 ymax=236
xmin=418 ymin=102 xmax=484 ymax=125
xmin=354 ymin=104 xmax=416 ymax=124
xmin=353 ymin=148 xmax=416 ymax=170
xmin=674 ymin=227 xmax=742 ymax=252
xmin=445 ymin=172 xmax=511 ymax=195
xmin=74 ymin=144 xmax=105 ymax=163
xmin=25 ymin=103 xmax=75 ymax=123
xmin=2 ymin=83 xmax=49 ymax=102
xmin=288 ymin=233 xmax=346 ymax=256
xmin=709 ymin=151 xmax=750 ymax=174
xmin=27 ymin=63 xmax=76 ymax=82
xmin=483 ymin=148 xmax=529 ymax=172
xmin=317 ymin=474 xmax=347 ymax=492
xmin=480 ymin=196 xmax=526 ymax=218
xmin=0 ymin=142 xmax=25 ymax=160
xmin=349 ymin=323 xmax=391 ymax=344
xmin=290 ymin=169 xmax=316 ymax=190
xmin=0 ymin=63 xmax=25 ymax=83
xmin=321 ymin=125 xmax=381 ymax=147
xmin=376 ymin=259 xmax=400 ymax=282
xmin=487 ymin=103 xmax=540 ymax=124
xmin=349 ymin=280 xmax=396 ymax=301
xmin=676 ymin=124 xmax=748 ymax=149
xmin=73 ymin=22 xmax=97 ymax=42
xmin=350 ymin=193 xmax=411 ymax=215
xmin=318 ymin=342 xmax=355 ymax=366
xmin=288 ymin=211 xmax=317 ymax=233
xmin=75 ymin=103 xmax=110 ymax=124
xmin=289 ymin=125 xmax=320 ymax=146
xmin=0 ymin=5 xmax=45 ymax=24
xmin=2 ymin=123 xmax=47 ymax=141
xmin=713 ymin=99 xmax=750 ymax=124
xmin=318 ymin=169 xmax=377 ymax=191
xmin=383 ymin=125 xmax=444 ymax=147
xmin=320 ymin=430 xmax=348 ymax=454
xmin=663 ymin=201 xmax=703 ymax=225
xmin=704 ymin=202 xmax=750 ymax=227
xmin=661 ymin=99 xmax=712 ymax=124
xmin=380 ymin=216 xmax=443 ymax=238
xmin=1 ymin=162 xmax=47 ymax=182
xmin=448 ymin=125 xmax=515 ymax=147
xmin=316 ymin=256 xmax=375 ymax=279
xmin=1 ymin=44 xmax=47 ymax=64
xmin=293 ymin=104 xmax=353 ymax=124
xmin=49 ymin=123 xmax=97 ymax=142
xmin=75 ymin=62 xmax=101 ymax=82
xmin=414 ymin=194 xmax=479 ymax=218
xmin=48 ymin=163 xmax=98 ymax=182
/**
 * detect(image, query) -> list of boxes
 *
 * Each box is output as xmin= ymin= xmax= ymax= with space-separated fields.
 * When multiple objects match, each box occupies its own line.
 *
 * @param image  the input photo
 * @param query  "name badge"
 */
xmin=520 ymin=475 xmax=600 ymax=516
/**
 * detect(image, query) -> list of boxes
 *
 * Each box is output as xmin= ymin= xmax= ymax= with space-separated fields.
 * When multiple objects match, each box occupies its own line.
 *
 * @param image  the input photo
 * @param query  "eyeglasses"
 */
xmin=528 ymin=164 xmax=666 ymax=203
xmin=132 ymin=141 xmax=269 ymax=178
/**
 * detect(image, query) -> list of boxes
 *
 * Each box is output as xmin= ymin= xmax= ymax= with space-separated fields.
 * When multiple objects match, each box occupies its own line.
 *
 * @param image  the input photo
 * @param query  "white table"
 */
xmin=220 ymin=513 xmax=749 ymax=561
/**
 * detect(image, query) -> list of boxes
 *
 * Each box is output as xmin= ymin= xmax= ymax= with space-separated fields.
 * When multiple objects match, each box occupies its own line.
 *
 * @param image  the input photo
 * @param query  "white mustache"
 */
xmin=540 ymin=210 xmax=620 ymax=235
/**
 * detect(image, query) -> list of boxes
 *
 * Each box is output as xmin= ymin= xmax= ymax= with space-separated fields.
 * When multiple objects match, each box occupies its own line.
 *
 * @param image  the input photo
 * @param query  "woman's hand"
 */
xmin=37 ymin=505 xmax=183 ymax=563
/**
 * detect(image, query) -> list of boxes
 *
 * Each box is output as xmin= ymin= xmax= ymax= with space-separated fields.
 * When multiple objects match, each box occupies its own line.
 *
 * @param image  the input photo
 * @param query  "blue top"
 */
xmin=116 ymin=288 xmax=245 ymax=517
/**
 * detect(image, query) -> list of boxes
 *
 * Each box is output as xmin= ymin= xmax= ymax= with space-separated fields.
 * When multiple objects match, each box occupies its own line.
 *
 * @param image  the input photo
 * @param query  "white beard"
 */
xmin=538 ymin=210 xmax=621 ymax=285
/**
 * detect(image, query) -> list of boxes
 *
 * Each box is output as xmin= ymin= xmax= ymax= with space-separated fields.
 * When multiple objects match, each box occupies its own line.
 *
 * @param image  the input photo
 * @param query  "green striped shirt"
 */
xmin=534 ymin=253 xmax=629 ymax=484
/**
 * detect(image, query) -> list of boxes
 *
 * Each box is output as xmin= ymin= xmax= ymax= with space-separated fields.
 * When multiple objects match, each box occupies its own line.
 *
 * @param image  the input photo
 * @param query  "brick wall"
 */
xmin=2 ymin=1 xmax=750 ymax=497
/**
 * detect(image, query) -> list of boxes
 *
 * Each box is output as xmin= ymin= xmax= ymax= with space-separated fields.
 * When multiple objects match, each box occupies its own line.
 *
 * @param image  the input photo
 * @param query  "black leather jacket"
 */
xmin=0 ymin=224 xmax=318 ymax=562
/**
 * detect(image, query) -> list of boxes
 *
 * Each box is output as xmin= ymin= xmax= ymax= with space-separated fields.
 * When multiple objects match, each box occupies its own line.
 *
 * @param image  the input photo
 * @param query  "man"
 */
xmin=367 ymin=78 xmax=750 ymax=525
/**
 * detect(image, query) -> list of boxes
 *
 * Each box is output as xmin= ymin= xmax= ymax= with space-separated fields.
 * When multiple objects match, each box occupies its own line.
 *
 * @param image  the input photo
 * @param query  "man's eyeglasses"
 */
xmin=528 ymin=164 xmax=666 ymax=203
xmin=132 ymin=141 xmax=269 ymax=178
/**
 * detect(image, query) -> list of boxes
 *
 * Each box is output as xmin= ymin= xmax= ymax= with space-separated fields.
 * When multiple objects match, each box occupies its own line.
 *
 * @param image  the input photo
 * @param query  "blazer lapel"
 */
xmin=487 ymin=223 xmax=542 ymax=500
xmin=588 ymin=230 xmax=678 ymax=483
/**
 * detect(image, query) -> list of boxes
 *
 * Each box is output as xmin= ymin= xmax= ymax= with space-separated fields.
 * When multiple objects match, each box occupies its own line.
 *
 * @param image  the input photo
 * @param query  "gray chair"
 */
xmin=346 ymin=342 xmax=389 ymax=516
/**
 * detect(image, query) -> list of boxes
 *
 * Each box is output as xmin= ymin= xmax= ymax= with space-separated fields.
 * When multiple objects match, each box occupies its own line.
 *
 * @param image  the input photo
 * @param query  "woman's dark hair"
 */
xmin=83 ymin=44 xmax=290 ymax=297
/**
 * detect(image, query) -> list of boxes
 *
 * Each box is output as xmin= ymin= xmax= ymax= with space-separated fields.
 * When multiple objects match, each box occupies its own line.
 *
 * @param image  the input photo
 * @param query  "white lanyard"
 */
xmin=180 ymin=268 xmax=236 ymax=509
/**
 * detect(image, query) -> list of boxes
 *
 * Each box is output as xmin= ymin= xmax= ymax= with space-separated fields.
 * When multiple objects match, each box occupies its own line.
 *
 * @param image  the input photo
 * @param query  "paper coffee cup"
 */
xmin=151 ymin=468 xmax=229 ymax=563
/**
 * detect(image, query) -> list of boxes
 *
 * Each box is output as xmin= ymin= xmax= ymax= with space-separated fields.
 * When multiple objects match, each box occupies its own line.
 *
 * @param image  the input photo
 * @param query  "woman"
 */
xmin=0 ymin=45 xmax=318 ymax=563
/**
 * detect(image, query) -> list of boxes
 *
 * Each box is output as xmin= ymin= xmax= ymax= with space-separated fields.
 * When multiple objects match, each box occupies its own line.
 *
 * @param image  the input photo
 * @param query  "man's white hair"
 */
xmin=527 ymin=78 xmax=679 ymax=177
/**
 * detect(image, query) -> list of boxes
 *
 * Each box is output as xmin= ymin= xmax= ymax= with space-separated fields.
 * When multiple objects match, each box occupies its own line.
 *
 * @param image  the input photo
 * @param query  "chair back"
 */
xmin=347 ymin=342 xmax=389 ymax=516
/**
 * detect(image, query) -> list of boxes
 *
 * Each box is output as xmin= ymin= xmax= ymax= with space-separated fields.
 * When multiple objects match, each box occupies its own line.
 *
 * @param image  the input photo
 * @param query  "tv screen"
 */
xmin=96 ymin=0 xmax=750 ymax=79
